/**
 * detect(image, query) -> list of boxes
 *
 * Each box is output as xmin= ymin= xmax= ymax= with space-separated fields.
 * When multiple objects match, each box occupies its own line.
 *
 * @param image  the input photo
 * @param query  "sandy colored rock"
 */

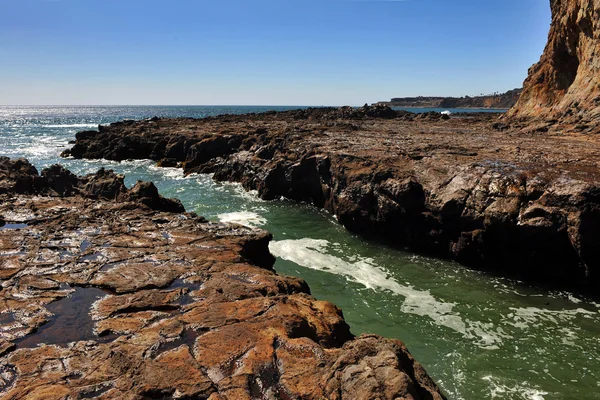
xmin=508 ymin=0 xmax=600 ymax=132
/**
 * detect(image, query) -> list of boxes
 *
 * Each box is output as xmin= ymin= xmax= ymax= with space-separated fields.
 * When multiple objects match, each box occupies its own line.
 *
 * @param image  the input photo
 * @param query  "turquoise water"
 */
xmin=1 ymin=106 xmax=599 ymax=400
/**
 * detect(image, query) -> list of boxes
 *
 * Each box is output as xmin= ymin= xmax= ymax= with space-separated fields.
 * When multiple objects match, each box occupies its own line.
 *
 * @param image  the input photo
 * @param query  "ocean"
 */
xmin=1 ymin=105 xmax=599 ymax=400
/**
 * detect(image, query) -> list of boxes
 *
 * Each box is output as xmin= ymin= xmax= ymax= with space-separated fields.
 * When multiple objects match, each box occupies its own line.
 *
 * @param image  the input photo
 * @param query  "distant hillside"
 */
xmin=380 ymin=88 xmax=522 ymax=109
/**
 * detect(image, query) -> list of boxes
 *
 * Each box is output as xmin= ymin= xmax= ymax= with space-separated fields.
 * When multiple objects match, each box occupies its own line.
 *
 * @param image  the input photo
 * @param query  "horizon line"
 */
xmin=0 ymin=104 xmax=350 ymax=108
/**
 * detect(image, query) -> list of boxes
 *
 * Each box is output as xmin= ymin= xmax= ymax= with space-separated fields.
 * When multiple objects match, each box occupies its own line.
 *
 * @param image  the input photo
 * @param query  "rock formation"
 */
xmin=507 ymin=0 xmax=600 ymax=132
xmin=62 ymin=109 xmax=600 ymax=293
xmin=0 ymin=158 xmax=445 ymax=399
xmin=382 ymin=88 xmax=522 ymax=109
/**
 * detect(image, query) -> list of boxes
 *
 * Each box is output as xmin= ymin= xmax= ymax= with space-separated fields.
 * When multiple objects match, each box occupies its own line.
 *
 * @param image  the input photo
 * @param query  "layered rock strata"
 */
xmin=63 ymin=107 xmax=600 ymax=293
xmin=507 ymin=0 xmax=600 ymax=132
xmin=0 ymin=157 xmax=445 ymax=399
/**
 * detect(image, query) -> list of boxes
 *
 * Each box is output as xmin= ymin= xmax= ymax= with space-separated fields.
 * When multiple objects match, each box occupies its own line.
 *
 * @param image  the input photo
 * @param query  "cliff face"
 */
xmin=507 ymin=0 xmax=600 ymax=128
xmin=382 ymin=89 xmax=522 ymax=109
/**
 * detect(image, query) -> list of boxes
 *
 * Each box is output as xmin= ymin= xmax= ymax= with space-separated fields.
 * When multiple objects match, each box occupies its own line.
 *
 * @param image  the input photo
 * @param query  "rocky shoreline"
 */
xmin=0 ymin=157 xmax=445 ymax=399
xmin=63 ymin=106 xmax=600 ymax=294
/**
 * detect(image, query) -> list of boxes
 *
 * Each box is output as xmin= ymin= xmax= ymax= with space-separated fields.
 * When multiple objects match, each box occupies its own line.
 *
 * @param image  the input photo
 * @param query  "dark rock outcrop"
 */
xmin=0 ymin=157 xmax=45 ymax=195
xmin=507 ymin=0 xmax=600 ymax=132
xmin=64 ymin=110 xmax=600 ymax=293
xmin=0 ymin=157 xmax=183 ymax=213
xmin=0 ymin=158 xmax=445 ymax=399
xmin=129 ymin=180 xmax=185 ymax=213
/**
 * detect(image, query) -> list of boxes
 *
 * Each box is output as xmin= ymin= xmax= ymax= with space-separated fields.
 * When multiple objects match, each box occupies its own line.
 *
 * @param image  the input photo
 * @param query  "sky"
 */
xmin=0 ymin=0 xmax=552 ymax=106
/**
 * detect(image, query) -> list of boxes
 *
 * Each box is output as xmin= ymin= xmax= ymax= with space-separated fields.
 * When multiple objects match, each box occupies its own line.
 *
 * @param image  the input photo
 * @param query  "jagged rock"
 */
xmin=0 ymin=157 xmax=45 ymax=195
xmin=324 ymin=334 xmax=444 ymax=400
xmin=129 ymin=181 xmax=185 ymax=213
xmin=75 ymin=130 xmax=99 ymax=141
xmin=81 ymin=168 xmax=128 ymax=200
xmin=184 ymin=135 xmax=238 ymax=172
xmin=156 ymin=157 xmax=179 ymax=168
xmin=0 ymin=160 xmax=184 ymax=214
xmin=41 ymin=164 xmax=79 ymax=196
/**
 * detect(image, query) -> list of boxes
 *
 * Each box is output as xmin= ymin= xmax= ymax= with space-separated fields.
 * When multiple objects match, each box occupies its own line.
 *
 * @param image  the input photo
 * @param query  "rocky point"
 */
xmin=62 ymin=106 xmax=600 ymax=293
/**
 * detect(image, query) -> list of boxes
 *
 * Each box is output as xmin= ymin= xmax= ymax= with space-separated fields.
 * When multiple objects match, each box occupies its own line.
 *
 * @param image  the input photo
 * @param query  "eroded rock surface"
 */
xmin=0 ymin=159 xmax=444 ymax=399
xmin=63 ymin=108 xmax=600 ymax=293
xmin=507 ymin=0 xmax=600 ymax=132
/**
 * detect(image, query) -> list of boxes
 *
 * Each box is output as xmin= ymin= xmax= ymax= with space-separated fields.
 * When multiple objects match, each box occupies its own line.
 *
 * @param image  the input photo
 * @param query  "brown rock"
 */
xmin=507 ymin=0 xmax=600 ymax=132
xmin=0 ymin=159 xmax=445 ymax=399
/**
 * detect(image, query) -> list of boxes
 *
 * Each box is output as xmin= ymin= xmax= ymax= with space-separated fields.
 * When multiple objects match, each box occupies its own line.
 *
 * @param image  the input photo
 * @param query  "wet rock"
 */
xmin=0 ymin=160 xmax=444 ymax=399
xmin=75 ymin=130 xmax=99 ymax=141
xmin=156 ymin=157 xmax=178 ymax=168
xmin=184 ymin=135 xmax=238 ymax=173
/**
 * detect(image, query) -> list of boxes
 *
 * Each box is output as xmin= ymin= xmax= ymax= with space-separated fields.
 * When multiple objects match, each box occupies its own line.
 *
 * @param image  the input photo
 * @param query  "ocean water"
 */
xmin=1 ymin=106 xmax=599 ymax=400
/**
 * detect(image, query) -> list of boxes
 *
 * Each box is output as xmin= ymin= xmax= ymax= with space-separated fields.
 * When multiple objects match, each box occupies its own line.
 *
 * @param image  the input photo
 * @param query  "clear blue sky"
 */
xmin=0 ymin=0 xmax=551 ymax=106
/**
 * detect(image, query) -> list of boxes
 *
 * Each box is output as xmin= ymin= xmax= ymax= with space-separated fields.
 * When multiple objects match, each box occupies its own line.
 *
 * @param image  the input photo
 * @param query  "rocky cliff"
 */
xmin=0 ymin=157 xmax=445 ymax=399
xmin=381 ymin=89 xmax=522 ymax=109
xmin=507 ymin=0 xmax=600 ymax=131
xmin=63 ymin=107 xmax=600 ymax=293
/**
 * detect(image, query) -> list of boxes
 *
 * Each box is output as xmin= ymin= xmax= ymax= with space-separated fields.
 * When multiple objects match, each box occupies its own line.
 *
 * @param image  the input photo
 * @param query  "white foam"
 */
xmin=507 ymin=306 xmax=597 ymax=328
xmin=269 ymin=238 xmax=508 ymax=348
xmin=216 ymin=180 xmax=265 ymax=203
xmin=481 ymin=375 xmax=549 ymax=400
xmin=147 ymin=165 xmax=189 ymax=180
xmin=218 ymin=211 xmax=267 ymax=227
xmin=44 ymin=123 xmax=99 ymax=128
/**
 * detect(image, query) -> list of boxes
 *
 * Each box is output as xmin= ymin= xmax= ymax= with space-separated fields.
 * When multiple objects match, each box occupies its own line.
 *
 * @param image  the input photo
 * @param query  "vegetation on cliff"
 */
xmin=379 ymin=88 xmax=522 ymax=109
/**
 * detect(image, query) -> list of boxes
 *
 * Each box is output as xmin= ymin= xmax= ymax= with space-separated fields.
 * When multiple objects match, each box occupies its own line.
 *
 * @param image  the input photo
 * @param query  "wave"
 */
xmin=44 ymin=124 xmax=100 ymax=128
xmin=218 ymin=211 xmax=267 ymax=227
xmin=506 ymin=306 xmax=597 ymax=330
xmin=481 ymin=375 xmax=549 ymax=400
xmin=269 ymin=238 xmax=509 ymax=348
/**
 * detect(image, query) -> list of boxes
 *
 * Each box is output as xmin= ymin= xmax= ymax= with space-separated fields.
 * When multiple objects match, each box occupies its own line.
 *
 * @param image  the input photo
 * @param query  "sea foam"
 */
xmin=269 ymin=238 xmax=508 ymax=348
xmin=218 ymin=211 xmax=267 ymax=227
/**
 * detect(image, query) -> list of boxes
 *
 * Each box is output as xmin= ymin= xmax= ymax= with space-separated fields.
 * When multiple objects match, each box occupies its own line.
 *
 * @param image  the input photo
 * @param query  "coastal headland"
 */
xmin=378 ymin=88 xmax=522 ymax=109
xmin=63 ymin=106 xmax=600 ymax=293
xmin=0 ymin=157 xmax=445 ymax=399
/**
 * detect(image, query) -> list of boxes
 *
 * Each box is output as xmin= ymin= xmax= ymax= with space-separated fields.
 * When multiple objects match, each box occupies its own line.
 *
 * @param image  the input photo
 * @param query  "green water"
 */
xmin=2 ymin=106 xmax=600 ymax=399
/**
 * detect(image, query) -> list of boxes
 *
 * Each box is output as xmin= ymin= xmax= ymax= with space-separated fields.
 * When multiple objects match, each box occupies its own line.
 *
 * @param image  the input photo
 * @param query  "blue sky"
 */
xmin=1 ymin=0 xmax=551 ymax=105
